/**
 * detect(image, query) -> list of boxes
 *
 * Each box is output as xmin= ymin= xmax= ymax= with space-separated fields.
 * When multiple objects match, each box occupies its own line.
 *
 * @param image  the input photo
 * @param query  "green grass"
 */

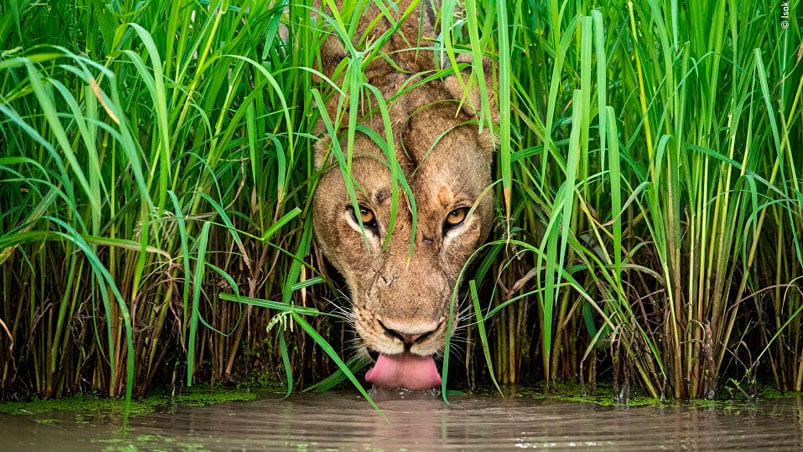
xmin=1 ymin=0 xmax=801 ymax=415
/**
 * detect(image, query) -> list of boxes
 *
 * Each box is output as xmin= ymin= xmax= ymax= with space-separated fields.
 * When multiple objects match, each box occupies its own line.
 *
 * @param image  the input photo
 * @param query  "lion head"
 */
xmin=312 ymin=0 xmax=495 ymax=390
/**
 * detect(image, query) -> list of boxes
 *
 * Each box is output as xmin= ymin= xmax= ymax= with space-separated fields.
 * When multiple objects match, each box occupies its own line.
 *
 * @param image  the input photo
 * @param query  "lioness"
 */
xmin=312 ymin=0 xmax=495 ymax=390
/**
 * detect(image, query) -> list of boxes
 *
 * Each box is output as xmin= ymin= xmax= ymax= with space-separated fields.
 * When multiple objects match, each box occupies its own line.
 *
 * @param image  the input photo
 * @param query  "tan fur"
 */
xmin=312 ymin=0 xmax=495 ymax=358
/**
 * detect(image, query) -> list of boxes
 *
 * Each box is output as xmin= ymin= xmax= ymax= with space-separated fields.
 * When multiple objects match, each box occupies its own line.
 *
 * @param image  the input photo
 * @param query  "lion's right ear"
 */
xmin=314 ymin=135 xmax=332 ymax=170
xmin=310 ymin=0 xmax=349 ymax=83
xmin=315 ymin=34 xmax=348 ymax=83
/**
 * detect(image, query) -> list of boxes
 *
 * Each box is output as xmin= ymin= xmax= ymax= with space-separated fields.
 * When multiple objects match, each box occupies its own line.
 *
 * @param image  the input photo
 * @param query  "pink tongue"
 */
xmin=365 ymin=353 xmax=442 ymax=390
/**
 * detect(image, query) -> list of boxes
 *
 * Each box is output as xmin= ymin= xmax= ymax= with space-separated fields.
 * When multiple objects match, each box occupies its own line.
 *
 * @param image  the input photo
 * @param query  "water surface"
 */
xmin=2 ymin=390 xmax=802 ymax=450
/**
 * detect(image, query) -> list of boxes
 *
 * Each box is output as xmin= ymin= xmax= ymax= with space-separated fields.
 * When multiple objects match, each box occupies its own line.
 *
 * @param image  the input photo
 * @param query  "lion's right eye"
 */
xmin=349 ymin=205 xmax=378 ymax=231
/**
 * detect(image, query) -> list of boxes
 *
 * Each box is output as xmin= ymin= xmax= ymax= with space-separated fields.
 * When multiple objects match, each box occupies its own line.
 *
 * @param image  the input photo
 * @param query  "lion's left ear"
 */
xmin=443 ymin=53 xmax=498 ymax=120
xmin=443 ymin=53 xmax=498 ymax=152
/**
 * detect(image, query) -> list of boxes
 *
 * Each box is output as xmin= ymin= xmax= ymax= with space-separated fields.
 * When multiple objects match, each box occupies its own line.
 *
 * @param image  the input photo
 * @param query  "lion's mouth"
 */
xmin=365 ymin=352 xmax=442 ymax=390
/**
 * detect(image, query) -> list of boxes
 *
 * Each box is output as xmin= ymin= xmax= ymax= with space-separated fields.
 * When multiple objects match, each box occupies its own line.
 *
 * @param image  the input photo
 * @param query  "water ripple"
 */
xmin=2 ymin=393 xmax=801 ymax=451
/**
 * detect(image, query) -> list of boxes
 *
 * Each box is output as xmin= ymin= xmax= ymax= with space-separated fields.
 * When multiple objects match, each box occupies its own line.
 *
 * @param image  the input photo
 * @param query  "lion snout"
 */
xmin=356 ymin=307 xmax=447 ymax=356
xmin=378 ymin=318 xmax=443 ymax=348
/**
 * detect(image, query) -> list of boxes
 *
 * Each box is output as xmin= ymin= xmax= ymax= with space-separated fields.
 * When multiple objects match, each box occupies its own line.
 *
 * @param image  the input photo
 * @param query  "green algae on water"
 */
xmin=0 ymin=387 xmax=260 ymax=417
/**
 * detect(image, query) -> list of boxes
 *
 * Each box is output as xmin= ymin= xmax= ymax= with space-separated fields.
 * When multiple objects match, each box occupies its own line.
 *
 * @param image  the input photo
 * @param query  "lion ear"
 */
xmin=443 ymin=53 xmax=498 ymax=123
xmin=310 ymin=0 xmax=349 ymax=83
xmin=314 ymin=135 xmax=332 ymax=170
xmin=443 ymin=53 xmax=498 ymax=153
xmin=315 ymin=34 xmax=347 ymax=83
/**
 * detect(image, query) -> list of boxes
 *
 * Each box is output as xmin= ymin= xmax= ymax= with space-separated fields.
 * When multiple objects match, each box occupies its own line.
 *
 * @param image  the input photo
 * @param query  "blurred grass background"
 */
xmin=1 ymin=0 xmax=801 ymax=406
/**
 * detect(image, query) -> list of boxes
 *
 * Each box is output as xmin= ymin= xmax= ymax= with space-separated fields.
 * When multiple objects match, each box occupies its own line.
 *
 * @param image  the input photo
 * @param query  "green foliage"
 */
xmin=0 ymin=0 xmax=319 ymax=406
xmin=482 ymin=0 xmax=803 ymax=400
xmin=1 ymin=0 xmax=801 ymax=410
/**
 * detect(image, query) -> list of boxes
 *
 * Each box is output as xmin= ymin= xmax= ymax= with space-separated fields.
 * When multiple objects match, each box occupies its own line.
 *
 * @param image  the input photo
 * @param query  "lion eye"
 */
xmin=444 ymin=207 xmax=468 ymax=229
xmin=359 ymin=207 xmax=375 ymax=224
xmin=349 ymin=205 xmax=378 ymax=230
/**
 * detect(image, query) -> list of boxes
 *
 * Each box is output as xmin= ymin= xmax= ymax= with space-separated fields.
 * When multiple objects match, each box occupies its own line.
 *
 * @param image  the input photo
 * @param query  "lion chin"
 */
xmin=312 ymin=0 xmax=495 ymax=390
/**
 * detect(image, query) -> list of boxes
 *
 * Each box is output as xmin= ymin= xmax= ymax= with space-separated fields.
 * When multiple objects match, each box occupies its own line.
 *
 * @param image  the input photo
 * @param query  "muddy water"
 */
xmin=2 ymin=390 xmax=802 ymax=451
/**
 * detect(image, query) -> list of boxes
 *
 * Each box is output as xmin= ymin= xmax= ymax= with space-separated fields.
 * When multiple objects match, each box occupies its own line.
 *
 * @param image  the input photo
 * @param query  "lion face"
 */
xmin=313 ymin=107 xmax=493 ymax=390
xmin=311 ymin=0 xmax=495 ymax=390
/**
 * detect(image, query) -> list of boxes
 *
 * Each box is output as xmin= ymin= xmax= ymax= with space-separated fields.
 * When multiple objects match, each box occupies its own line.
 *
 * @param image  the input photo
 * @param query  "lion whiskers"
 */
xmin=321 ymin=289 xmax=355 ymax=325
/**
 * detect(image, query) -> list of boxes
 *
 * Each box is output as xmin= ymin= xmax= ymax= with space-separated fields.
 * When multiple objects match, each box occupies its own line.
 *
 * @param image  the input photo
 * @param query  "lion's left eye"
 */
xmin=444 ymin=207 xmax=468 ymax=229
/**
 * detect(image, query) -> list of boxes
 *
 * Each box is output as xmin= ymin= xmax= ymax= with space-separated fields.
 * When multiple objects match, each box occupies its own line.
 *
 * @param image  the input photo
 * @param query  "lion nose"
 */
xmin=379 ymin=321 xmax=438 ymax=346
